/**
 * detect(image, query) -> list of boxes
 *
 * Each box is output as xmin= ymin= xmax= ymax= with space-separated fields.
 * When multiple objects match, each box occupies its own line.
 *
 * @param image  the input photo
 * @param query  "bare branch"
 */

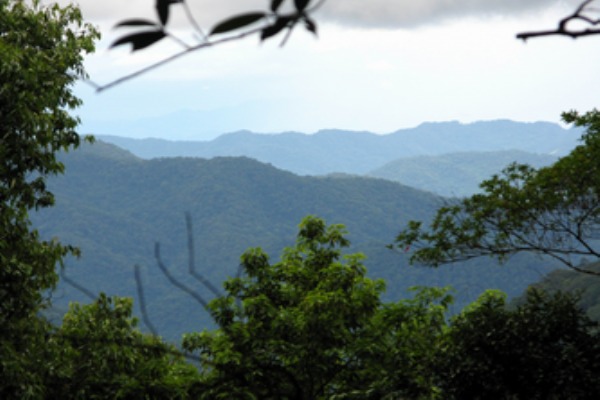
xmin=517 ymin=0 xmax=600 ymax=40
xmin=185 ymin=212 xmax=223 ymax=297
xmin=134 ymin=264 xmax=159 ymax=336
xmin=60 ymin=269 xmax=97 ymax=300
xmin=154 ymin=242 xmax=210 ymax=310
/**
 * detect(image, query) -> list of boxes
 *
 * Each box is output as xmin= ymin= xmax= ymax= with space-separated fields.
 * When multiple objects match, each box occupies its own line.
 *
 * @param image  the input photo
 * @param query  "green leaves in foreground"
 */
xmin=111 ymin=0 xmax=319 ymax=52
xmin=178 ymin=216 xmax=600 ymax=399
xmin=183 ymin=216 xmax=450 ymax=399
xmin=395 ymin=109 xmax=600 ymax=275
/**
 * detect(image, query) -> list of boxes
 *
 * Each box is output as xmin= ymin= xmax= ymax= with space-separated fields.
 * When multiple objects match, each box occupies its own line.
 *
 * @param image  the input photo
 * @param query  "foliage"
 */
xmin=182 ymin=216 xmax=452 ymax=399
xmin=183 ymin=216 xmax=384 ymax=399
xmin=97 ymin=0 xmax=324 ymax=91
xmin=0 ymin=0 xmax=98 ymax=397
xmin=440 ymin=288 xmax=600 ymax=399
xmin=48 ymin=294 xmax=199 ymax=399
xmin=394 ymin=109 xmax=600 ymax=275
xmin=36 ymin=143 xmax=561 ymax=340
xmin=0 ymin=0 xmax=97 ymax=323
xmin=340 ymin=286 xmax=451 ymax=400
xmin=516 ymin=260 xmax=600 ymax=321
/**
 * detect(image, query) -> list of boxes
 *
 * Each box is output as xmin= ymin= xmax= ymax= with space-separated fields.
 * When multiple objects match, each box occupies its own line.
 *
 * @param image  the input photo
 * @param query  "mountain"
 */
xmin=96 ymin=120 xmax=581 ymax=176
xmin=368 ymin=150 xmax=558 ymax=197
xmin=513 ymin=261 xmax=600 ymax=321
xmin=34 ymin=141 xmax=560 ymax=342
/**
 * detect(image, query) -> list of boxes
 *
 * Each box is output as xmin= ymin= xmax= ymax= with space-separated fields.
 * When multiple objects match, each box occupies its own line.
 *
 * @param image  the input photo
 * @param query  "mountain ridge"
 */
xmin=34 ymin=140 xmax=560 ymax=341
xmin=96 ymin=120 xmax=581 ymax=176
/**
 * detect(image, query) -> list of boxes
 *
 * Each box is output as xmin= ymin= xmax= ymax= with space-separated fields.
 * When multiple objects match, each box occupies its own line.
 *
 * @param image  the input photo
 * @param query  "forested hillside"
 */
xmin=368 ymin=150 xmax=558 ymax=197
xmin=33 ymin=141 xmax=559 ymax=341
xmin=518 ymin=261 xmax=600 ymax=320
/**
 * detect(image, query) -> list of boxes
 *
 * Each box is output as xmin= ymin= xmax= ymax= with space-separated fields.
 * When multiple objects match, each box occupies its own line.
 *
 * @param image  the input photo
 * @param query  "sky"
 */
xmin=62 ymin=0 xmax=600 ymax=140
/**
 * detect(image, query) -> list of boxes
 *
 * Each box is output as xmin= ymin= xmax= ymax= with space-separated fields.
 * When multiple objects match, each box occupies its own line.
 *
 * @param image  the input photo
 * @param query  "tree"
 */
xmin=439 ymin=288 xmax=600 ymax=399
xmin=394 ymin=109 xmax=600 ymax=275
xmin=182 ymin=216 xmax=385 ymax=399
xmin=0 ymin=0 xmax=98 ymax=396
xmin=182 ymin=216 xmax=451 ymax=399
xmin=47 ymin=294 xmax=199 ymax=399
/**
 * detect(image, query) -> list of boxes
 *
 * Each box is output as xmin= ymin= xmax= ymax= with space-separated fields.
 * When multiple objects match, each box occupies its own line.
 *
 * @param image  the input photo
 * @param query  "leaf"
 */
xmin=210 ymin=12 xmax=267 ymax=36
xmin=271 ymin=0 xmax=285 ymax=12
xmin=294 ymin=0 xmax=310 ymax=12
xmin=303 ymin=16 xmax=317 ymax=36
xmin=156 ymin=0 xmax=170 ymax=26
xmin=261 ymin=16 xmax=292 ymax=41
xmin=110 ymin=30 xmax=167 ymax=51
xmin=114 ymin=19 xmax=159 ymax=28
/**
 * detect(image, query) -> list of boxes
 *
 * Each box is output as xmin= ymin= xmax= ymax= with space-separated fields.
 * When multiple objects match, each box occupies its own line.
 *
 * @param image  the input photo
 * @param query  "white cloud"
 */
xmin=61 ymin=0 xmax=584 ymax=29
xmin=318 ymin=0 xmax=584 ymax=28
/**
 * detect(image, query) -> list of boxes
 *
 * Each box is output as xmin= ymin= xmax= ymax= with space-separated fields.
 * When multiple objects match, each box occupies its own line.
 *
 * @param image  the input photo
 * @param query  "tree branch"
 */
xmin=134 ymin=264 xmax=159 ymax=336
xmin=516 ymin=0 xmax=600 ymax=40
xmin=185 ymin=212 xmax=223 ymax=297
xmin=154 ymin=242 xmax=210 ymax=310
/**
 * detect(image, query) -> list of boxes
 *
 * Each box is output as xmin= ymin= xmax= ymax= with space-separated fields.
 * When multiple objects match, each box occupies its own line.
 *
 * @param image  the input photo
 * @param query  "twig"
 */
xmin=154 ymin=242 xmax=210 ymax=310
xmin=60 ymin=269 xmax=97 ymax=300
xmin=181 ymin=0 xmax=207 ymax=41
xmin=517 ymin=0 xmax=600 ymax=40
xmin=134 ymin=264 xmax=159 ymax=336
xmin=91 ymin=26 xmax=264 ymax=92
xmin=185 ymin=212 xmax=223 ymax=297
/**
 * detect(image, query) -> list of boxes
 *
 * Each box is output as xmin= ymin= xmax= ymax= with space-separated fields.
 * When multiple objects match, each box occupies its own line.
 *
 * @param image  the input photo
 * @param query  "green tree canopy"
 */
xmin=440 ymin=288 xmax=600 ymax=399
xmin=183 ymin=216 xmax=385 ymax=399
xmin=0 ymin=0 xmax=98 ymax=396
xmin=394 ymin=109 xmax=600 ymax=275
xmin=48 ymin=294 xmax=199 ymax=399
xmin=183 ymin=216 xmax=451 ymax=399
xmin=0 ymin=0 xmax=98 ymax=323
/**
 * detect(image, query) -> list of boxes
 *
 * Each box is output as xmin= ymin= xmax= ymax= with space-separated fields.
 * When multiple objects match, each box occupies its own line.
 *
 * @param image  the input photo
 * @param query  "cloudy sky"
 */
xmin=65 ymin=0 xmax=600 ymax=140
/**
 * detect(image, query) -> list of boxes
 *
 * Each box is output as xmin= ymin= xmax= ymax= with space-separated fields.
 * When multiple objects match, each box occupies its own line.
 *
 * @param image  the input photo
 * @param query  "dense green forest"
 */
xmin=4 ymin=1 xmax=600 ymax=399
xmin=367 ymin=150 xmax=558 ymax=197
xmin=32 ymin=140 xmax=560 ymax=340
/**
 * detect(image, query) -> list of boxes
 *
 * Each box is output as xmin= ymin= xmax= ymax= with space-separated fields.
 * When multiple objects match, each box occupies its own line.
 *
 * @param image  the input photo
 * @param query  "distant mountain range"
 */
xmin=97 ymin=120 xmax=581 ymax=177
xmin=34 ymin=140 xmax=561 ymax=342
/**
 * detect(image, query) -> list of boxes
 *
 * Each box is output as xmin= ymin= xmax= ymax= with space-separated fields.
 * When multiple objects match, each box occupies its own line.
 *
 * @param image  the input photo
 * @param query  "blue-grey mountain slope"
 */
xmin=96 ymin=120 xmax=580 ymax=176
xmin=368 ymin=150 xmax=559 ymax=197
xmin=34 ymin=141 xmax=560 ymax=342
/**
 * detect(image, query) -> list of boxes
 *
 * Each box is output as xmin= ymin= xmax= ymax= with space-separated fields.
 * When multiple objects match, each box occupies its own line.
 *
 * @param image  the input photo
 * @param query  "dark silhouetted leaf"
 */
xmin=294 ymin=0 xmax=310 ymax=12
xmin=303 ymin=16 xmax=317 ymax=36
xmin=261 ymin=16 xmax=292 ymax=41
xmin=271 ymin=0 xmax=285 ymax=12
xmin=110 ymin=30 xmax=167 ymax=51
xmin=114 ymin=19 xmax=158 ymax=28
xmin=156 ymin=0 xmax=170 ymax=25
xmin=210 ymin=12 xmax=267 ymax=35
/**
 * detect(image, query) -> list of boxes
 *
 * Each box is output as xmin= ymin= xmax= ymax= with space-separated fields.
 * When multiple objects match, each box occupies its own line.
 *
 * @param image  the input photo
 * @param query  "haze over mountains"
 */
xmin=97 ymin=120 xmax=580 ymax=177
xmin=33 ymin=118 xmax=577 ymax=341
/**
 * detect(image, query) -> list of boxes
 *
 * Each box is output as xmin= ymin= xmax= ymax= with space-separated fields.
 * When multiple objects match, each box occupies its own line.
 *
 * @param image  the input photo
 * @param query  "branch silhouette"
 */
xmin=517 ymin=0 xmax=600 ymax=40
xmin=88 ymin=0 xmax=326 ymax=92
xmin=60 ymin=269 xmax=97 ymax=301
xmin=154 ymin=242 xmax=210 ymax=310
xmin=185 ymin=212 xmax=223 ymax=297
xmin=134 ymin=264 xmax=159 ymax=336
